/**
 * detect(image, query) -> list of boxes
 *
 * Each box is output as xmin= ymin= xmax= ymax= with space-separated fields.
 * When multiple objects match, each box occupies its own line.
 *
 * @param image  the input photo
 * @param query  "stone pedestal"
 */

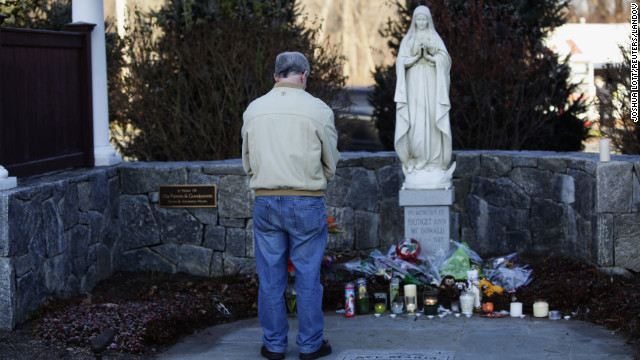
xmin=399 ymin=187 xmax=454 ymax=257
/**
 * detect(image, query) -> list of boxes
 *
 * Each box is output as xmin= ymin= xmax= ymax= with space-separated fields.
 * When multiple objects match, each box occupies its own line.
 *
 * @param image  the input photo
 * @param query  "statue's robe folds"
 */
xmin=394 ymin=31 xmax=452 ymax=177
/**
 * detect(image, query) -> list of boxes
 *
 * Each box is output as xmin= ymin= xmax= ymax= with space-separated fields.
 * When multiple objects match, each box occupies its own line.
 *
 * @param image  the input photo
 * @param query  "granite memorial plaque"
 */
xmin=404 ymin=205 xmax=449 ymax=256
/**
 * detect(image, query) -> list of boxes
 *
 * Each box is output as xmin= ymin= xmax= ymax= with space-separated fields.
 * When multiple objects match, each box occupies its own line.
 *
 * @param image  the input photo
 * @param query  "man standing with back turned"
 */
xmin=242 ymin=51 xmax=340 ymax=360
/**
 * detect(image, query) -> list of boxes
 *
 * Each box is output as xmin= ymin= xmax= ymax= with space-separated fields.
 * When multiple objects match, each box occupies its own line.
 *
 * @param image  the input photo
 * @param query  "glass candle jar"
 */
xmin=423 ymin=291 xmax=438 ymax=316
xmin=405 ymin=296 xmax=417 ymax=315
xmin=460 ymin=292 xmax=474 ymax=315
xmin=482 ymin=302 xmax=494 ymax=313
xmin=389 ymin=278 xmax=400 ymax=304
xmin=374 ymin=292 xmax=388 ymax=309
xmin=404 ymin=285 xmax=417 ymax=315
xmin=391 ymin=300 xmax=403 ymax=314
xmin=374 ymin=302 xmax=386 ymax=314
xmin=356 ymin=294 xmax=369 ymax=315
xmin=345 ymin=282 xmax=355 ymax=317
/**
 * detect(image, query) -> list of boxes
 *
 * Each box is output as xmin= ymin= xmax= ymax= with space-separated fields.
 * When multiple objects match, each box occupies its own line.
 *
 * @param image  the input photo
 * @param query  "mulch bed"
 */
xmin=0 ymin=255 xmax=638 ymax=359
xmin=518 ymin=255 xmax=640 ymax=341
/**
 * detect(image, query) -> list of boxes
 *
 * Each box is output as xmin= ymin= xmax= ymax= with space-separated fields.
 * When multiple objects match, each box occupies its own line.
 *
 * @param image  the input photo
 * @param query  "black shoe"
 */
xmin=261 ymin=345 xmax=285 ymax=360
xmin=299 ymin=340 xmax=332 ymax=360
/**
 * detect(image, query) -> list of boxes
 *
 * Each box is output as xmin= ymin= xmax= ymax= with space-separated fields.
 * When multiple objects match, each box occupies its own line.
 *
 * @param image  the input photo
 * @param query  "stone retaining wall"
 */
xmin=450 ymin=152 xmax=640 ymax=269
xmin=1 ymin=151 xmax=639 ymax=330
xmin=0 ymin=167 xmax=121 ymax=330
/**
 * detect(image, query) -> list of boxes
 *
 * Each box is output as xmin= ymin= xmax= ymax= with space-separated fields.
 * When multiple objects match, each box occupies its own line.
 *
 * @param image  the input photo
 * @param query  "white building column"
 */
xmin=72 ymin=0 xmax=122 ymax=166
xmin=0 ymin=166 xmax=17 ymax=191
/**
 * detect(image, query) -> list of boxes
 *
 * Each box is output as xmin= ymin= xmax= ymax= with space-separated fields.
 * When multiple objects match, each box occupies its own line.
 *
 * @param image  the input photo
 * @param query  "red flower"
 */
xmin=288 ymin=258 xmax=294 ymax=273
xmin=327 ymin=217 xmax=338 ymax=231
xmin=326 ymin=217 xmax=345 ymax=234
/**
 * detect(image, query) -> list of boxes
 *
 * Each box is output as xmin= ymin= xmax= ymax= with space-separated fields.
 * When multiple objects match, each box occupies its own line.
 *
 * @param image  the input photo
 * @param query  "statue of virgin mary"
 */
xmin=394 ymin=5 xmax=455 ymax=189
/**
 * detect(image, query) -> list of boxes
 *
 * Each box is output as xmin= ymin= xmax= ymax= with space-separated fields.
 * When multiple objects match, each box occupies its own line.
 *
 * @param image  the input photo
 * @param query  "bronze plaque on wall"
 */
xmin=159 ymin=185 xmax=217 ymax=208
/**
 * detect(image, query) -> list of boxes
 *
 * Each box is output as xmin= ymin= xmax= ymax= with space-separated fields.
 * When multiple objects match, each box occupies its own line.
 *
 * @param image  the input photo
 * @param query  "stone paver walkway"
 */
xmin=157 ymin=311 xmax=636 ymax=359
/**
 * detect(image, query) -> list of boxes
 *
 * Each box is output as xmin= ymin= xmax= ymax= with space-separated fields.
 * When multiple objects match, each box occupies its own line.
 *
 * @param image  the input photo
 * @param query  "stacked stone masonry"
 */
xmin=0 ymin=151 xmax=638 ymax=330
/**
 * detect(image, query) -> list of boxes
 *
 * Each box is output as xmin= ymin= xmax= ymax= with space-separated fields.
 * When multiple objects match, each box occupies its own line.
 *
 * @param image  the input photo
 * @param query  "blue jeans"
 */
xmin=253 ymin=196 xmax=327 ymax=354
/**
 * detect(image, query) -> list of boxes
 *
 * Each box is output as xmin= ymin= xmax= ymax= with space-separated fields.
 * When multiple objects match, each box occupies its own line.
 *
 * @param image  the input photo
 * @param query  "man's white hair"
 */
xmin=275 ymin=52 xmax=310 ymax=78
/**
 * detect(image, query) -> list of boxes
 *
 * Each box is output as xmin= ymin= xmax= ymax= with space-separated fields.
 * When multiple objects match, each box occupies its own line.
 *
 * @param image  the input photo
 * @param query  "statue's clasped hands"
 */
xmin=406 ymin=41 xmax=436 ymax=67
xmin=418 ymin=42 xmax=436 ymax=63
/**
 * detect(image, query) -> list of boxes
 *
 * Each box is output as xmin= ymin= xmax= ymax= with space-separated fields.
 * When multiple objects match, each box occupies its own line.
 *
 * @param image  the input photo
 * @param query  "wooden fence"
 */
xmin=0 ymin=24 xmax=94 ymax=178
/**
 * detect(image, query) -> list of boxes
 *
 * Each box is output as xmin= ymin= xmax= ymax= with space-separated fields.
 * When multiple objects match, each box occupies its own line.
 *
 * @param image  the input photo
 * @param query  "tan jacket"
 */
xmin=242 ymin=82 xmax=340 ymax=196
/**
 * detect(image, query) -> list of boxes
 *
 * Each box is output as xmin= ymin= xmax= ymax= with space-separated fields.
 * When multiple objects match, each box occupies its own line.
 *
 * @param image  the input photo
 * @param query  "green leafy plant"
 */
xmin=0 ymin=0 xmax=70 ymax=30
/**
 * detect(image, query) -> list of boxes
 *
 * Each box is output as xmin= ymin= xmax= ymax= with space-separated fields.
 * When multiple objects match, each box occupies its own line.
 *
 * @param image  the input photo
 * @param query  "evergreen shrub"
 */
xmin=109 ymin=0 xmax=349 ymax=161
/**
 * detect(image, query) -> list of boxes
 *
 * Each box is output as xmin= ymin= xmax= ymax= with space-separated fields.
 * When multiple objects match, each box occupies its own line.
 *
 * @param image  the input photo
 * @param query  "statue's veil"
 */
xmin=402 ymin=6 xmax=445 ymax=54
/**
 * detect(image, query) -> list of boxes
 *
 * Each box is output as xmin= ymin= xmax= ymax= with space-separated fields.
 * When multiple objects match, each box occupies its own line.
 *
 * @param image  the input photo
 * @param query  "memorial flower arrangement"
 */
xmin=341 ymin=242 xmax=441 ymax=285
xmin=339 ymin=240 xmax=537 ymax=313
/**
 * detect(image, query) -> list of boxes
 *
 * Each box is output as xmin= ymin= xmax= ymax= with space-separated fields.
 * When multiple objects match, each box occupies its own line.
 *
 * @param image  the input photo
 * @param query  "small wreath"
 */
xmin=396 ymin=238 xmax=421 ymax=260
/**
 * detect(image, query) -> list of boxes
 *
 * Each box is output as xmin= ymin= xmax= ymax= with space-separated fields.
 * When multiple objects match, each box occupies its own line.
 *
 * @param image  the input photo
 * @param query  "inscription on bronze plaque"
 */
xmin=159 ymin=185 xmax=217 ymax=208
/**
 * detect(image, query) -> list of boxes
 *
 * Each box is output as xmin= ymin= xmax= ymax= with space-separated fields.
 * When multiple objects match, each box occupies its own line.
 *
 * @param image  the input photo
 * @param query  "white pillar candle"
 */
xmin=403 ymin=284 xmax=417 ymax=314
xmin=533 ymin=300 xmax=549 ymax=318
xmin=404 ymin=284 xmax=417 ymax=298
xmin=599 ymin=139 xmax=611 ymax=162
xmin=510 ymin=302 xmax=523 ymax=317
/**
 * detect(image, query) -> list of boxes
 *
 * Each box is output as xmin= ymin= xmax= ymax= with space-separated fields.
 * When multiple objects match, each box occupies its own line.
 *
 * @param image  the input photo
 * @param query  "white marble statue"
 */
xmin=394 ymin=5 xmax=455 ymax=189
